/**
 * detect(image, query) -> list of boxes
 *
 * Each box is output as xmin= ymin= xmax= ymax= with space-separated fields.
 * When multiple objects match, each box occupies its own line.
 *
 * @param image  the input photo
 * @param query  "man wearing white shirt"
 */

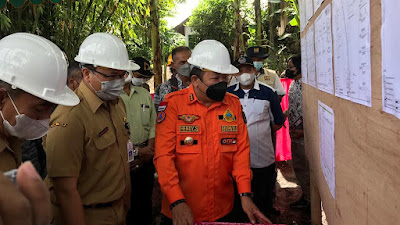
xmin=227 ymin=56 xmax=285 ymax=217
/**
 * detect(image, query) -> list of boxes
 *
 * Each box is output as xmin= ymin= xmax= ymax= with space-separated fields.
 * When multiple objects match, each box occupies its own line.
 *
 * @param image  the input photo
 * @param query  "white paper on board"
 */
xmin=382 ymin=0 xmax=400 ymax=118
xmin=315 ymin=4 xmax=334 ymax=95
xmin=318 ymin=101 xmax=335 ymax=199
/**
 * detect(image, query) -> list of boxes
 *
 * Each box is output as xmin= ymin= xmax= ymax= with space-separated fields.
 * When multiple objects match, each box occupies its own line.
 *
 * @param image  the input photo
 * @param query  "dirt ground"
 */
xmin=151 ymin=160 xmax=314 ymax=225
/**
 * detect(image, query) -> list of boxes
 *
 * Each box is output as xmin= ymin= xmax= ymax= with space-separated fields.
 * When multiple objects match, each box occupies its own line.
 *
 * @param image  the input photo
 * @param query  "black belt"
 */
xmin=83 ymin=202 xmax=113 ymax=209
xmin=135 ymin=140 xmax=148 ymax=148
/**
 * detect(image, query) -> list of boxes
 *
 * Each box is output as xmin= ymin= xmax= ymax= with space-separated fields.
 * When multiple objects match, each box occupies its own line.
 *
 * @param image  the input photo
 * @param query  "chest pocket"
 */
xmin=176 ymin=124 xmax=202 ymax=154
xmin=93 ymin=127 xmax=116 ymax=150
xmin=218 ymin=123 xmax=238 ymax=153
xmin=139 ymin=104 xmax=151 ymax=127
xmin=250 ymin=99 xmax=270 ymax=122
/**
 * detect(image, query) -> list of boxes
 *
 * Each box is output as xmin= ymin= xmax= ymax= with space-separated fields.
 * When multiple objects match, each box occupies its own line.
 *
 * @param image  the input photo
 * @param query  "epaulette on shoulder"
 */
xmin=258 ymin=82 xmax=277 ymax=92
xmin=164 ymin=88 xmax=189 ymax=101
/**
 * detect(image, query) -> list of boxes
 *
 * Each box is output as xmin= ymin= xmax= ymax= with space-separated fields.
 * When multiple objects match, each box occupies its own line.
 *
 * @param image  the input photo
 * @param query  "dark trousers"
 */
xmin=251 ymin=163 xmax=277 ymax=214
xmin=126 ymin=162 xmax=155 ymax=225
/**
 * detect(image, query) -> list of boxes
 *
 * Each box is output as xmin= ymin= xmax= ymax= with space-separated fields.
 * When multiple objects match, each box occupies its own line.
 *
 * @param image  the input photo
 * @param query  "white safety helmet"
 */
xmin=0 ymin=33 xmax=79 ymax=106
xmin=75 ymin=33 xmax=140 ymax=71
xmin=187 ymin=40 xmax=238 ymax=74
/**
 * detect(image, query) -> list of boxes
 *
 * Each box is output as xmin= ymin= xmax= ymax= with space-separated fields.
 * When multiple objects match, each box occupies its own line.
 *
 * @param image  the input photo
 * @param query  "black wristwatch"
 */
xmin=170 ymin=199 xmax=186 ymax=210
xmin=239 ymin=192 xmax=254 ymax=198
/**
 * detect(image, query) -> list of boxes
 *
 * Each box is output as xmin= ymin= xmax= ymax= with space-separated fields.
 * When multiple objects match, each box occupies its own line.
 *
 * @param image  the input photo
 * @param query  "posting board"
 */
xmin=300 ymin=0 xmax=400 ymax=224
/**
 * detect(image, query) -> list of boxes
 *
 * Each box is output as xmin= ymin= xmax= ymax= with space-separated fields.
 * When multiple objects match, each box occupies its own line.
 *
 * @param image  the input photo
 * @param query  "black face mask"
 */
xmin=285 ymin=69 xmax=297 ymax=79
xmin=200 ymin=79 xmax=228 ymax=102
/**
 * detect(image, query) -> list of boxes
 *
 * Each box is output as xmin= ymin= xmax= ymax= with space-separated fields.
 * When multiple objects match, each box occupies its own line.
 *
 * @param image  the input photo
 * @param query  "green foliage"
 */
xmin=249 ymin=0 xmax=300 ymax=73
xmin=188 ymin=0 xmax=235 ymax=53
xmin=0 ymin=0 xmax=185 ymax=65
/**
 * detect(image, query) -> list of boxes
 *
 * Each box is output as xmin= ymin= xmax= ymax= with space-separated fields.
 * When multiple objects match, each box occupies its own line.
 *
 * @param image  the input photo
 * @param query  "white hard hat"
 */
xmin=129 ymin=60 xmax=140 ymax=71
xmin=75 ymin=33 xmax=140 ymax=71
xmin=0 ymin=33 xmax=79 ymax=106
xmin=187 ymin=40 xmax=238 ymax=74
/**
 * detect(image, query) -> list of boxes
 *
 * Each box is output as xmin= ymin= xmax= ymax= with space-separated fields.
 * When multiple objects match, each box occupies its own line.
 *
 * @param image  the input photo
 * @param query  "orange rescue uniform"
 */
xmin=154 ymin=85 xmax=252 ymax=222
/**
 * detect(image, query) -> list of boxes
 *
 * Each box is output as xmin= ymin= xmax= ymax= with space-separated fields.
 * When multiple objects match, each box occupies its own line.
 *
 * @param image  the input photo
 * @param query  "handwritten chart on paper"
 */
xmin=315 ymin=4 xmax=334 ymax=94
xmin=318 ymin=101 xmax=335 ymax=199
xmin=332 ymin=0 xmax=372 ymax=107
xmin=301 ymin=37 xmax=308 ymax=84
xmin=306 ymin=26 xmax=316 ymax=87
xmin=382 ymin=0 xmax=400 ymax=119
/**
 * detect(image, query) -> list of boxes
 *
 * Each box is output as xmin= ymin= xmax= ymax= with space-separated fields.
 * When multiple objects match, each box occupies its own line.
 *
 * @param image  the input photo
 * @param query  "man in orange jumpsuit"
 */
xmin=154 ymin=40 xmax=271 ymax=225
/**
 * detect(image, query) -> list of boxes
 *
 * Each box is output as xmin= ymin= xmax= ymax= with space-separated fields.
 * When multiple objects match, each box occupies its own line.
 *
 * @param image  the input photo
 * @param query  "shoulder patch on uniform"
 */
xmin=50 ymin=122 xmax=68 ymax=128
xmin=222 ymin=109 xmax=236 ymax=123
xmin=178 ymin=114 xmax=200 ymax=124
xmin=158 ymin=101 xmax=168 ymax=111
xmin=157 ymin=111 xmax=166 ymax=123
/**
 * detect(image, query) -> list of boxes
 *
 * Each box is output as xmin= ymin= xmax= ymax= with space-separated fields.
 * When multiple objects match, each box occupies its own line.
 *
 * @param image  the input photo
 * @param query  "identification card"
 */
xmin=127 ymin=140 xmax=134 ymax=163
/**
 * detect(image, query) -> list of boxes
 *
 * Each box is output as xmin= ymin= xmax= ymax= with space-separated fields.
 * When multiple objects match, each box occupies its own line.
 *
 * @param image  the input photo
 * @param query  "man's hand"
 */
xmin=240 ymin=196 xmax=272 ymax=224
xmin=129 ymin=145 xmax=154 ymax=172
xmin=0 ymin=161 xmax=51 ymax=225
xmin=171 ymin=202 xmax=194 ymax=225
xmin=129 ymin=158 xmax=142 ymax=171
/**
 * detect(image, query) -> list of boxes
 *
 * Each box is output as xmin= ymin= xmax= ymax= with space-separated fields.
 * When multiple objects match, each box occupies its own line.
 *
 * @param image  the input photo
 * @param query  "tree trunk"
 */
xmin=254 ymin=0 xmax=262 ymax=46
xmin=278 ymin=0 xmax=288 ymax=36
xmin=232 ymin=0 xmax=242 ymax=59
xmin=268 ymin=2 xmax=275 ymax=52
xmin=150 ymin=0 xmax=162 ymax=88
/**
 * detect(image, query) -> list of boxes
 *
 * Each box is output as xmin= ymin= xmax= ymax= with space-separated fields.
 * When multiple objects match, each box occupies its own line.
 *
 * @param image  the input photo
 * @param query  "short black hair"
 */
xmin=68 ymin=61 xmax=81 ymax=77
xmin=172 ymin=46 xmax=191 ymax=61
xmin=288 ymin=55 xmax=301 ymax=74
xmin=190 ymin=66 xmax=205 ymax=80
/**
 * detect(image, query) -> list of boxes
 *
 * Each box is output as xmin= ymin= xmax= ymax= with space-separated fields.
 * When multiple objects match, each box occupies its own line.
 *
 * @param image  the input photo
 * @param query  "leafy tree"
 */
xmin=0 ymin=0 xmax=186 ymax=88
xmin=188 ymin=0 xmax=236 ymax=56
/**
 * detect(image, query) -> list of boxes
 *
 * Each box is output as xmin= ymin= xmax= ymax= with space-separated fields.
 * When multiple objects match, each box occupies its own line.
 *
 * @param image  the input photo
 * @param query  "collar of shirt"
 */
xmin=175 ymin=74 xmax=185 ymax=88
xmin=233 ymin=79 xmax=261 ymax=91
xmin=121 ymin=84 xmax=139 ymax=100
xmin=187 ymin=84 xmax=228 ymax=106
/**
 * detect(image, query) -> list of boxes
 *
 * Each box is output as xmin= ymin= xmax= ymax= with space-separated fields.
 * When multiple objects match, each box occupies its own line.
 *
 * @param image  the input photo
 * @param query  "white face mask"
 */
xmin=124 ymin=72 xmax=133 ymax=84
xmin=0 ymin=94 xmax=50 ymax=140
xmin=253 ymin=61 xmax=263 ymax=71
xmin=131 ymin=77 xmax=147 ymax=86
xmin=237 ymin=73 xmax=256 ymax=86
xmin=89 ymin=72 xmax=124 ymax=101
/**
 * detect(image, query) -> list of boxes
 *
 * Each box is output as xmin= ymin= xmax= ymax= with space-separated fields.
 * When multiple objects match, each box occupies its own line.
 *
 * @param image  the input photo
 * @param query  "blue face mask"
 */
xmin=253 ymin=61 xmax=264 ymax=71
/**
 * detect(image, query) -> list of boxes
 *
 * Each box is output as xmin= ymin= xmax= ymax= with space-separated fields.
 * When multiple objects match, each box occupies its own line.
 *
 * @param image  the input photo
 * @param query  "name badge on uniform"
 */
xmin=127 ymin=140 xmax=134 ymax=163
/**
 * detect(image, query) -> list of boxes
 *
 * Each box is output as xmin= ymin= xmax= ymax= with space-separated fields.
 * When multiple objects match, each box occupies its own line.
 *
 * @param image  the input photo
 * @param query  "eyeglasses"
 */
xmin=89 ymin=68 xmax=128 ymax=80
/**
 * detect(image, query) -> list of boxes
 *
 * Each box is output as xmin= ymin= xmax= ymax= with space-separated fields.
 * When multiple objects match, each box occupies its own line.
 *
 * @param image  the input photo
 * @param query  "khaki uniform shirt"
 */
xmin=256 ymin=68 xmax=286 ymax=96
xmin=0 ymin=136 xmax=22 ymax=172
xmin=45 ymin=82 xmax=130 ymax=206
xmin=120 ymin=85 xmax=156 ymax=144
